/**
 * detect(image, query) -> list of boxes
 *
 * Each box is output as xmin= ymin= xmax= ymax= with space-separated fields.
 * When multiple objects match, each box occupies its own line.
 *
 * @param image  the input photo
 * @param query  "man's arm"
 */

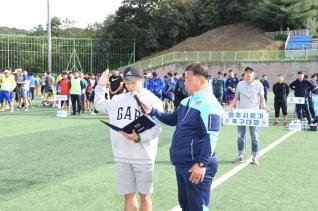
xmin=273 ymin=84 xmax=277 ymax=96
xmin=289 ymin=81 xmax=296 ymax=90
xmin=258 ymin=83 xmax=269 ymax=111
xmin=188 ymin=103 xmax=222 ymax=184
xmin=286 ymin=84 xmax=290 ymax=96
xmin=197 ymin=105 xmax=222 ymax=166
xmin=143 ymin=99 xmax=179 ymax=126
xmin=259 ymin=94 xmax=268 ymax=110
xmin=165 ymin=84 xmax=172 ymax=94
xmin=150 ymin=107 xmax=178 ymax=126
xmin=11 ymin=78 xmax=17 ymax=90
xmin=94 ymin=70 xmax=113 ymax=113
xmin=266 ymin=81 xmax=270 ymax=89
xmin=227 ymin=92 xmax=240 ymax=110
xmin=94 ymin=85 xmax=113 ymax=114
xmin=80 ymin=80 xmax=85 ymax=90
xmin=306 ymin=80 xmax=316 ymax=92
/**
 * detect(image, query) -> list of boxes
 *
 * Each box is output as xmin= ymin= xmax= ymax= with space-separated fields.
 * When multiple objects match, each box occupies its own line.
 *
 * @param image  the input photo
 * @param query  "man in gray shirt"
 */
xmin=227 ymin=67 xmax=269 ymax=165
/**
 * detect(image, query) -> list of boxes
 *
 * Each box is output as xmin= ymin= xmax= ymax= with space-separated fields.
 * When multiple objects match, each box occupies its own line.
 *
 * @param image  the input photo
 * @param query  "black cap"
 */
xmin=123 ymin=66 xmax=144 ymax=82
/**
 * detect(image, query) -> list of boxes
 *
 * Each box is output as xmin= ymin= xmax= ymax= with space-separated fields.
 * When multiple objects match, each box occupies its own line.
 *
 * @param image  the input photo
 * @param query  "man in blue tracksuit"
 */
xmin=212 ymin=71 xmax=225 ymax=103
xmin=148 ymin=72 xmax=165 ymax=99
xmin=143 ymin=63 xmax=223 ymax=211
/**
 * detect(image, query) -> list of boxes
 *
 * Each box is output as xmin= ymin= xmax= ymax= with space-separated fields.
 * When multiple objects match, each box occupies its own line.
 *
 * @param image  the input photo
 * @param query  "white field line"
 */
xmin=171 ymin=131 xmax=297 ymax=211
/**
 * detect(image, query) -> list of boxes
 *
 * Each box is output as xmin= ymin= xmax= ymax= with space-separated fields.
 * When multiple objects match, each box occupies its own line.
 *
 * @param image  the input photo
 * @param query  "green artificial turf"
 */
xmin=0 ymin=93 xmax=316 ymax=210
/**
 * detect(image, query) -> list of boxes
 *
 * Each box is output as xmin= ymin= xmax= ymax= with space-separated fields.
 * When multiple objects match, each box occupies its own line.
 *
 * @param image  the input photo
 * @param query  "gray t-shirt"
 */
xmin=236 ymin=80 xmax=264 ymax=109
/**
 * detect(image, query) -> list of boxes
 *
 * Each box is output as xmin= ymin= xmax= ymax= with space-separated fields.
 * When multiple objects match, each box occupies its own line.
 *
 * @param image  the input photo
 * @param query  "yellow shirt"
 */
xmin=0 ymin=75 xmax=16 ymax=91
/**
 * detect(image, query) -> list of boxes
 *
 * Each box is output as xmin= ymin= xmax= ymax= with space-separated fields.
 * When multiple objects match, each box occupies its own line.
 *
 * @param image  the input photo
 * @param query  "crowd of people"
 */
xmin=1 ymin=66 xmax=318 ymax=125
xmin=140 ymin=69 xmax=318 ymax=126
xmin=0 ymin=68 xmax=42 ymax=112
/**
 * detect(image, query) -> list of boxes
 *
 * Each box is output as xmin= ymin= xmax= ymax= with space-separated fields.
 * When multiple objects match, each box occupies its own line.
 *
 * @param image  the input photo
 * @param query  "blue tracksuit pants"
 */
xmin=175 ymin=156 xmax=218 ymax=211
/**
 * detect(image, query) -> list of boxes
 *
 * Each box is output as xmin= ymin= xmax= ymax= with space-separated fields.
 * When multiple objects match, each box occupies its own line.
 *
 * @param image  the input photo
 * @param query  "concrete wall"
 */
xmin=146 ymin=61 xmax=318 ymax=86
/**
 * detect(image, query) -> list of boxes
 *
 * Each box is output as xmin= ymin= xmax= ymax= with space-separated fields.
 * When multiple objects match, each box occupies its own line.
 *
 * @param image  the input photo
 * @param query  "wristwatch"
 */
xmin=197 ymin=162 xmax=207 ymax=168
xmin=134 ymin=134 xmax=141 ymax=143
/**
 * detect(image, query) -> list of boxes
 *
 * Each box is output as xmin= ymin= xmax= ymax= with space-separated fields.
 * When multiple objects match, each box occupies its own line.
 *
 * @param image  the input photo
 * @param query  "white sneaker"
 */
xmin=251 ymin=156 xmax=260 ymax=165
xmin=234 ymin=155 xmax=244 ymax=163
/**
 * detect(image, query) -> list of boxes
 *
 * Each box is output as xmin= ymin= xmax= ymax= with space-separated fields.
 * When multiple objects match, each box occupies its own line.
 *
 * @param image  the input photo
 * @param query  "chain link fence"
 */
xmin=123 ymin=49 xmax=318 ymax=71
xmin=0 ymin=34 xmax=135 ymax=73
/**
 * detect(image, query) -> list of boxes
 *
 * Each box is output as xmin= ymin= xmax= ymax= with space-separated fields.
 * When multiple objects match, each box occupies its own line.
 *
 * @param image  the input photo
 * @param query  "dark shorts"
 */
xmin=89 ymin=92 xmax=95 ymax=102
xmin=61 ymin=95 xmax=70 ymax=107
xmin=85 ymin=92 xmax=90 ymax=100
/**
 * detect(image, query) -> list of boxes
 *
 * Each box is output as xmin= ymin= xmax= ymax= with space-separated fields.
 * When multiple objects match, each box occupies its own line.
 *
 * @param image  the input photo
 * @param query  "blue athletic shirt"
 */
xmin=148 ymin=77 xmax=164 ymax=96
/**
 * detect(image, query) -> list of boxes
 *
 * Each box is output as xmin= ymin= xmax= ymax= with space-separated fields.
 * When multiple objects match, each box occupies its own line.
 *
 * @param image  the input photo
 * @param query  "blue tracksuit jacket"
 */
xmin=150 ymin=87 xmax=223 ymax=167
xmin=148 ymin=77 xmax=165 ymax=97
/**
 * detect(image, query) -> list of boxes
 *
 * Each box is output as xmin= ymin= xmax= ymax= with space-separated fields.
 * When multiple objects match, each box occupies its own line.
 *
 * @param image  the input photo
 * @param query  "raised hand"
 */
xmin=98 ymin=69 xmax=110 ymax=86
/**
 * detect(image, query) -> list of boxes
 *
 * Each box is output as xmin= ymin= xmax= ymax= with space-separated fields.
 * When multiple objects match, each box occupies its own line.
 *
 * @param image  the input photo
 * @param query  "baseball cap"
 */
xmin=123 ymin=66 xmax=143 ymax=82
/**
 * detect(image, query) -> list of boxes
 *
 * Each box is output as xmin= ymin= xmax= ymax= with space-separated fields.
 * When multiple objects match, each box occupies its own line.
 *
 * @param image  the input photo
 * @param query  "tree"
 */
xmin=30 ymin=17 xmax=64 ymax=37
xmin=31 ymin=25 xmax=46 ymax=36
xmin=103 ymin=0 xmax=160 ymax=58
xmin=250 ymin=0 xmax=317 ymax=31
xmin=51 ymin=16 xmax=63 ymax=37
xmin=150 ymin=1 xmax=195 ymax=50
xmin=199 ymin=0 xmax=252 ymax=31
xmin=199 ymin=0 xmax=220 ymax=30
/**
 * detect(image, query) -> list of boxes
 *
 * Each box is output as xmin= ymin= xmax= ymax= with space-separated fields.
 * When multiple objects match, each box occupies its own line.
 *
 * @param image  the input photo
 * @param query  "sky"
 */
xmin=0 ymin=0 xmax=124 ymax=30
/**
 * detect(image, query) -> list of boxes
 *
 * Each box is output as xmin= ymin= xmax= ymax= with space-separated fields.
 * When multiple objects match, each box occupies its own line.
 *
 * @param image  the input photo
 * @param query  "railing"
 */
xmin=312 ymin=43 xmax=318 ymax=49
xmin=285 ymin=32 xmax=291 ymax=50
xmin=120 ymin=49 xmax=318 ymax=71
xmin=265 ymin=29 xmax=309 ymax=40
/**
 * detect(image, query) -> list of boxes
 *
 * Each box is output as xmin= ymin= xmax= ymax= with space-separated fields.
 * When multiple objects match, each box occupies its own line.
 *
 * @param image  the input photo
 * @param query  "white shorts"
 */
xmin=115 ymin=162 xmax=154 ymax=195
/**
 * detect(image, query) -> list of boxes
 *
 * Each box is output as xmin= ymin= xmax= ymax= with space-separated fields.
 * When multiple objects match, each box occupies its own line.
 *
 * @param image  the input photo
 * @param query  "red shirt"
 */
xmin=58 ymin=79 xmax=71 ymax=95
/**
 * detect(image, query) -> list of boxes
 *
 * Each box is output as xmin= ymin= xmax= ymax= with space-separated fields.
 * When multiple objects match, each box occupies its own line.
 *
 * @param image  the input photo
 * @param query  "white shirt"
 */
xmin=94 ymin=86 xmax=163 ymax=164
xmin=236 ymin=80 xmax=264 ymax=109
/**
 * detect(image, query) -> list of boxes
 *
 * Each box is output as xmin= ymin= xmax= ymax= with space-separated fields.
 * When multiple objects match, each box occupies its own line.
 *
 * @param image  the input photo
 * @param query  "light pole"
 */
xmin=47 ymin=0 xmax=52 ymax=73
